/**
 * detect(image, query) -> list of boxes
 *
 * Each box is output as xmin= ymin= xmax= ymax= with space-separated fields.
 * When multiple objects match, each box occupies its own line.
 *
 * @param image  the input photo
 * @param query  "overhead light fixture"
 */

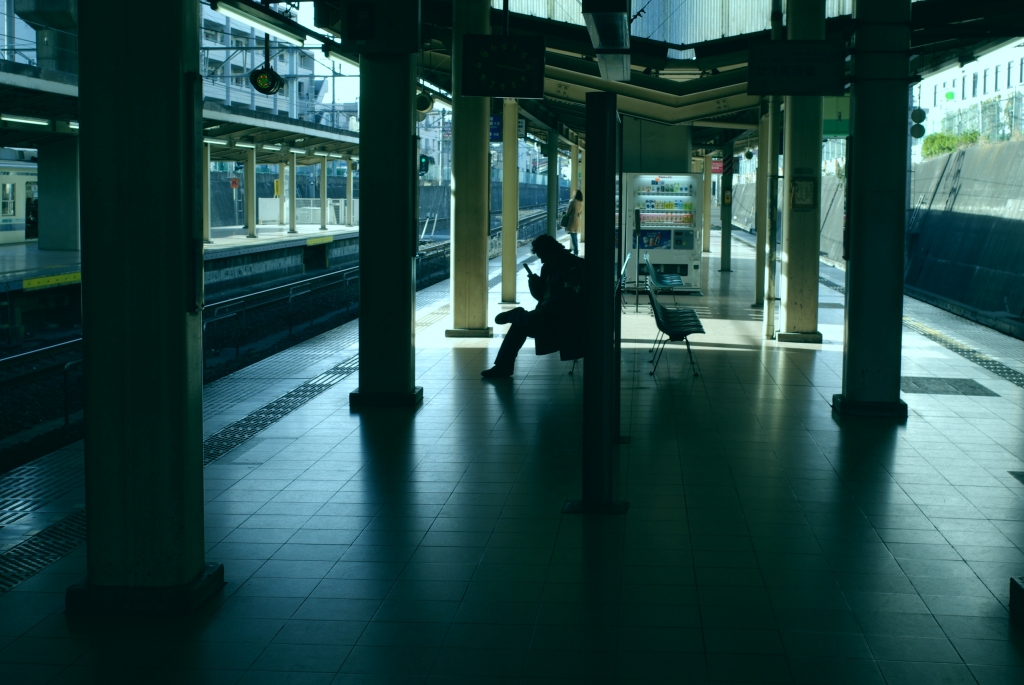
xmin=582 ymin=0 xmax=632 ymax=82
xmin=1 ymin=114 xmax=50 ymax=126
xmin=68 ymin=121 xmax=79 ymax=130
xmin=313 ymin=151 xmax=329 ymax=157
xmin=204 ymin=138 xmax=229 ymax=145
xmin=329 ymin=153 xmax=344 ymax=159
xmin=289 ymin=148 xmax=306 ymax=154
xmin=261 ymin=144 xmax=282 ymax=151
xmin=211 ymin=0 xmax=306 ymax=46
xmin=234 ymin=142 xmax=256 ymax=149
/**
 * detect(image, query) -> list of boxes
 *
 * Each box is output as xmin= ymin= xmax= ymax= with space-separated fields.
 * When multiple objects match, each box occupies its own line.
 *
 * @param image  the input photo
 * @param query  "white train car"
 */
xmin=0 ymin=160 xmax=39 ymax=245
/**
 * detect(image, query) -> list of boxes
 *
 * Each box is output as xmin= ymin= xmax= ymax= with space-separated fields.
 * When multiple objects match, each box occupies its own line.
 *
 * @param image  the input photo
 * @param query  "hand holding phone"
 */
xmin=523 ymin=263 xmax=534 ymax=276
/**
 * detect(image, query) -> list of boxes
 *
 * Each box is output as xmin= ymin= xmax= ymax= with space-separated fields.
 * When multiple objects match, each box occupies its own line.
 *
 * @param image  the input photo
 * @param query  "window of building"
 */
xmin=995 ymin=66 xmax=1000 ymax=91
xmin=0 ymin=184 xmax=15 ymax=216
xmin=299 ymin=54 xmax=313 ymax=70
xmin=960 ymin=77 xmax=965 ymax=99
xmin=1020 ymin=58 xmax=1023 ymax=84
xmin=972 ymin=72 xmax=978 ymax=97
xmin=983 ymin=68 xmax=989 ymax=94
xmin=203 ymin=28 xmax=220 ymax=43
xmin=1009 ymin=62 xmax=1014 ymax=89
xmin=232 ymin=65 xmax=246 ymax=87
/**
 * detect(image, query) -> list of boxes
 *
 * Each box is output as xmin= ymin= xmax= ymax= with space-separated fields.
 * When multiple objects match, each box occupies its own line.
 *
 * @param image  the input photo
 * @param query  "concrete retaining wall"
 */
xmin=909 ymin=142 xmax=1024 ymax=338
xmin=730 ymin=176 xmax=845 ymax=265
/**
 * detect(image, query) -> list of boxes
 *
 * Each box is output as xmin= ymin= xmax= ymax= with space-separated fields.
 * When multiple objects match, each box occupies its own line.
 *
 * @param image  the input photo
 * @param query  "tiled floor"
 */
xmin=1 ymin=235 xmax=1023 ymax=684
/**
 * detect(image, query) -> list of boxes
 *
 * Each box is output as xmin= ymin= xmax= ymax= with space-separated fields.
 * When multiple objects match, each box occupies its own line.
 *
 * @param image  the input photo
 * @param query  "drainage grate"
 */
xmin=202 ymin=355 xmax=360 ymax=465
xmin=902 ymin=318 xmax=1024 ymax=390
xmin=0 ymin=510 xmax=86 ymax=592
xmin=0 ymin=511 xmax=27 ymax=526
xmin=900 ymin=376 xmax=999 ymax=397
xmin=818 ymin=277 xmax=1024 ymax=391
xmin=819 ymin=276 xmax=846 ymax=295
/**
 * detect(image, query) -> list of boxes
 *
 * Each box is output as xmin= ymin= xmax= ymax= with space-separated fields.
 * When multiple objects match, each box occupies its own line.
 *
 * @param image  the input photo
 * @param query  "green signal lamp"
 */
xmin=250 ymin=66 xmax=284 ymax=95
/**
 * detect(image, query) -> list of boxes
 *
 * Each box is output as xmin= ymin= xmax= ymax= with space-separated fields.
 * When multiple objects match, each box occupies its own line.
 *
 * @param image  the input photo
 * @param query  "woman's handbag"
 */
xmin=560 ymin=211 xmax=571 ymax=228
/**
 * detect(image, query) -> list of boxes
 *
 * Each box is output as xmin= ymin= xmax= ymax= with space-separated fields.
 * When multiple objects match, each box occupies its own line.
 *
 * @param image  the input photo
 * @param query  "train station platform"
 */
xmin=1 ymin=235 xmax=1023 ymax=683
xmin=0 ymin=223 xmax=360 ymax=297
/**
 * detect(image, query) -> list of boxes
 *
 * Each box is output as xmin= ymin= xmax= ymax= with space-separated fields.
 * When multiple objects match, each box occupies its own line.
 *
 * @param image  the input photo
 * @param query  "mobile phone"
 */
xmin=523 ymin=263 xmax=533 ymax=276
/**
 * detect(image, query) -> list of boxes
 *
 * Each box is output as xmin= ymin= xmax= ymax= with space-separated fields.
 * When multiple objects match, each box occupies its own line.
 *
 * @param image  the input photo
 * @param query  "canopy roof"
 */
xmin=412 ymin=0 xmax=1024 ymax=151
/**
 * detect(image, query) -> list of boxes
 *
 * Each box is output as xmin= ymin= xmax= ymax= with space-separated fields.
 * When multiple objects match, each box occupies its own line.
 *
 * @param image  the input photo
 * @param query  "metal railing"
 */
xmin=0 ymin=339 xmax=84 ymax=427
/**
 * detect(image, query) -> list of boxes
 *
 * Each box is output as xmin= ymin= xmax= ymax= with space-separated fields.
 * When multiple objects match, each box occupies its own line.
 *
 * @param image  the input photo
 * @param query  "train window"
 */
xmin=0 ymin=184 xmax=15 ymax=215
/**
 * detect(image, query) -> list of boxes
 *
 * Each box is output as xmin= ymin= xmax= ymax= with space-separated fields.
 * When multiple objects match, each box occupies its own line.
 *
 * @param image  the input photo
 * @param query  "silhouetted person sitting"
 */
xmin=481 ymin=235 xmax=584 ymax=379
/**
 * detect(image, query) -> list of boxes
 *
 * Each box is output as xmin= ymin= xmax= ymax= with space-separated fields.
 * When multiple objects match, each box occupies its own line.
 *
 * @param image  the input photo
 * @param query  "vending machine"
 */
xmin=623 ymin=172 xmax=704 ymax=293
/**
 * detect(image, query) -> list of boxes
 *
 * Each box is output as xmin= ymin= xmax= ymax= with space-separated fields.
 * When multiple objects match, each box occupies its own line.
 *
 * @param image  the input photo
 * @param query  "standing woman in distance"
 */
xmin=565 ymin=189 xmax=583 ymax=256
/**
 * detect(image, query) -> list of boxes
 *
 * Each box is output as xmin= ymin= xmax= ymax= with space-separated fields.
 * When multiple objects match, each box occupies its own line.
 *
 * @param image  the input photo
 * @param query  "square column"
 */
xmin=446 ymin=0 xmax=492 ymax=338
xmin=69 ymin=0 xmax=222 ymax=614
xmin=346 ymin=159 xmax=355 ymax=226
xmin=202 ymin=143 xmax=212 ymax=243
xmin=36 ymin=137 xmax=80 ymax=251
xmin=834 ymin=0 xmax=911 ymax=418
xmin=753 ymin=107 xmax=768 ymax=306
xmin=288 ymin=152 xmax=297 ymax=234
xmin=546 ymin=134 xmax=558 ymax=238
xmin=570 ymin=142 xmax=579 ymax=199
xmin=279 ymin=162 xmax=286 ymax=228
xmin=319 ymin=159 xmax=328 ymax=230
xmin=778 ymin=0 xmax=825 ymax=344
xmin=720 ymin=140 xmax=733 ymax=272
xmin=349 ymin=52 xmax=421 ymax=407
xmin=763 ymin=91 xmax=783 ymax=339
xmin=580 ymin=148 xmax=586 ymax=242
xmin=501 ymin=97 xmax=519 ymax=304
xmin=702 ymin=154 xmax=712 ymax=253
xmin=245 ymin=147 xmax=257 ymax=238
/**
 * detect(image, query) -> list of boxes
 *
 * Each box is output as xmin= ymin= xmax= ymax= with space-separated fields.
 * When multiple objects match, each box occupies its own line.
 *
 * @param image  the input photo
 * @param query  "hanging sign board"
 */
xmin=747 ymin=40 xmax=846 ymax=96
xmin=313 ymin=0 xmax=420 ymax=54
xmin=490 ymin=115 xmax=502 ymax=142
xmin=711 ymin=160 xmax=723 ymax=174
xmin=462 ymin=34 xmax=546 ymax=99
xmin=517 ymin=118 xmax=526 ymax=139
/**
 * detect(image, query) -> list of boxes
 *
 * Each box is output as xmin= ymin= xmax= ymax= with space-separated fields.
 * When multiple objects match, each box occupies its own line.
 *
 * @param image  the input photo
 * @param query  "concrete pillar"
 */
xmin=778 ymin=0 xmax=825 ymax=344
xmin=763 ymin=98 xmax=783 ymax=337
xmin=202 ymin=143 xmax=211 ymax=243
xmin=245 ymin=147 xmax=256 ymax=238
xmin=4 ymin=0 xmax=14 ymax=62
xmin=546 ymin=135 xmax=558 ymax=238
xmin=720 ymin=140 xmax=733 ymax=271
xmin=319 ymin=159 xmax=328 ymax=230
xmin=279 ymin=162 xmax=286 ymax=228
xmin=68 ymin=0 xmax=222 ymax=614
xmin=579 ymin=148 xmax=586 ymax=242
xmin=501 ymin=97 xmax=519 ymax=304
xmin=223 ymin=17 xmax=232 ymax=107
xmin=446 ymin=0 xmax=491 ymax=338
xmin=249 ymin=28 xmax=256 ymax=111
xmin=834 ymin=0 xmax=911 ymax=418
xmin=350 ymin=52 xmax=421 ymax=407
xmin=702 ymin=154 xmax=712 ymax=253
xmin=288 ymin=152 xmax=297 ymax=234
xmin=346 ymin=159 xmax=355 ymax=225
xmin=36 ymin=137 xmax=80 ymax=251
xmin=289 ymin=47 xmax=297 ymax=119
xmin=570 ymin=142 xmax=579 ymax=199
xmin=753 ymin=107 xmax=768 ymax=305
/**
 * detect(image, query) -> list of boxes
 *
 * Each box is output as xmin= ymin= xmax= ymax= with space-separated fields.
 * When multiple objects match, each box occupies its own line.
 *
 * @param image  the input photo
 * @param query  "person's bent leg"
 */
xmin=482 ymin=317 xmax=534 ymax=378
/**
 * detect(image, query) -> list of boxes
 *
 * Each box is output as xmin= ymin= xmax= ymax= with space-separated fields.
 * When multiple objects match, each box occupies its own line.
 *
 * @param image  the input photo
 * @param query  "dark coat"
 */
xmin=527 ymin=251 xmax=585 ymax=361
